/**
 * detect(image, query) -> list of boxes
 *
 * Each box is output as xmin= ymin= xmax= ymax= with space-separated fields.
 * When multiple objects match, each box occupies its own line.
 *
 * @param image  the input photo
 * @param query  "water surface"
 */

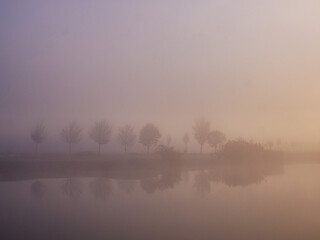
xmin=0 ymin=162 xmax=319 ymax=240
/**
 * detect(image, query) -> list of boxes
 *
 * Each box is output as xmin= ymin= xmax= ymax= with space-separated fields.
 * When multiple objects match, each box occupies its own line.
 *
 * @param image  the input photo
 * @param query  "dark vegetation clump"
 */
xmin=156 ymin=145 xmax=181 ymax=161
xmin=218 ymin=140 xmax=266 ymax=163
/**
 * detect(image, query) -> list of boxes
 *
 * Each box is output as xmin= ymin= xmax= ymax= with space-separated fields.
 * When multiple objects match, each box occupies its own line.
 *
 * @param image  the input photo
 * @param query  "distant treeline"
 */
xmin=29 ymin=117 xmax=279 ymax=155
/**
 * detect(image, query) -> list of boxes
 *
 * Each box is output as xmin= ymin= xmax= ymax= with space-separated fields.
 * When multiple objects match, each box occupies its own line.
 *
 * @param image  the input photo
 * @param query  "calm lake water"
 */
xmin=0 ymin=162 xmax=319 ymax=240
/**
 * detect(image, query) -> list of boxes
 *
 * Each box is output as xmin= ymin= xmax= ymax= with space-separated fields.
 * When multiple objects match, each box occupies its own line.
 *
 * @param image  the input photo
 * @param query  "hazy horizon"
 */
xmin=2 ymin=0 xmax=320 ymax=152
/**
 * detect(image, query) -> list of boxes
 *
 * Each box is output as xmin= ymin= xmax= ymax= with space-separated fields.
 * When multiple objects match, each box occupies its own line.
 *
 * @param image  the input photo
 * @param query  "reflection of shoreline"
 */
xmin=3 ymin=156 xmax=284 ymax=183
xmin=139 ymin=163 xmax=284 ymax=197
xmin=208 ymin=162 xmax=284 ymax=187
xmin=139 ymin=161 xmax=284 ymax=195
xmin=140 ymin=166 xmax=182 ymax=194
xmin=29 ymin=159 xmax=284 ymax=198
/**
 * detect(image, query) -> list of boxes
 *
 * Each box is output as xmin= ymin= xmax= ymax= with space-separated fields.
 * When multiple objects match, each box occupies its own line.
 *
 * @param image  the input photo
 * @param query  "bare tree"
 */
xmin=139 ymin=123 xmax=161 ymax=153
xmin=192 ymin=117 xmax=210 ymax=153
xmin=183 ymin=132 xmax=189 ymax=153
xmin=61 ymin=121 xmax=82 ymax=154
xmin=118 ymin=124 xmax=136 ymax=152
xmin=89 ymin=120 xmax=112 ymax=154
xmin=208 ymin=130 xmax=226 ymax=152
xmin=31 ymin=123 xmax=46 ymax=154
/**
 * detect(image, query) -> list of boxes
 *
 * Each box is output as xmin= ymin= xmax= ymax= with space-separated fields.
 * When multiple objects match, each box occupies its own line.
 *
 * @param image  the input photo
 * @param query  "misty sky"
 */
xmin=1 ymin=0 xmax=320 ymax=152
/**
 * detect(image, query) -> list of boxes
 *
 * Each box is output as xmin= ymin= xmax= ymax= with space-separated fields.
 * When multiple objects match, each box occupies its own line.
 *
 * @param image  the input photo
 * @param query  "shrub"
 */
xmin=219 ymin=140 xmax=265 ymax=162
xmin=156 ymin=145 xmax=180 ymax=160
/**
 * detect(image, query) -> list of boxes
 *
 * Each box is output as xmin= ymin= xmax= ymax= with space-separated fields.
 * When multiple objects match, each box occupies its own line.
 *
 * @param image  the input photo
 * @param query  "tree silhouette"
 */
xmin=61 ymin=121 xmax=82 ymax=154
xmin=118 ymin=124 xmax=136 ymax=152
xmin=31 ymin=123 xmax=46 ymax=154
xmin=89 ymin=120 xmax=112 ymax=154
xmin=139 ymin=123 xmax=161 ymax=153
xmin=208 ymin=130 xmax=226 ymax=152
xmin=183 ymin=132 xmax=189 ymax=153
xmin=192 ymin=117 xmax=210 ymax=153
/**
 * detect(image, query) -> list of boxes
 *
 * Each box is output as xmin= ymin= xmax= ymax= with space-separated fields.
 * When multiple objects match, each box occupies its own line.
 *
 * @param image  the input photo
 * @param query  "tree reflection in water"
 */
xmin=193 ymin=171 xmax=211 ymax=197
xmin=182 ymin=171 xmax=189 ymax=183
xmin=140 ymin=166 xmax=182 ymax=194
xmin=158 ymin=169 xmax=181 ymax=190
xmin=141 ymin=156 xmax=284 ymax=196
xmin=140 ymin=177 xmax=159 ymax=194
xmin=61 ymin=178 xmax=83 ymax=199
xmin=208 ymin=162 xmax=284 ymax=187
xmin=31 ymin=180 xmax=46 ymax=199
xmin=117 ymin=179 xmax=135 ymax=194
xmin=89 ymin=178 xmax=113 ymax=199
xmin=139 ymin=160 xmax=283 ymax=196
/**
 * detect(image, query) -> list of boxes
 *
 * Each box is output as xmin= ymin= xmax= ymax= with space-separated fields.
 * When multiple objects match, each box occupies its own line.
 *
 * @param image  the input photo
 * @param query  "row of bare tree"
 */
xmin=31 ymin=117 xmax=226 ymax=154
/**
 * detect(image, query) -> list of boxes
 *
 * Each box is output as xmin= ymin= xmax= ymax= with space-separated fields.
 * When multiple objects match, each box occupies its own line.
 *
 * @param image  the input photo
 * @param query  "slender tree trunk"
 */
xmin=124 ymin=145 xmax=127 ymax=153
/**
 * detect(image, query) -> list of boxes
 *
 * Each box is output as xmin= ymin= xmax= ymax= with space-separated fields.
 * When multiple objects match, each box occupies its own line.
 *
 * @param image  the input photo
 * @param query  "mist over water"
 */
xmin=2 ymin=1 xmax=320 ymax=239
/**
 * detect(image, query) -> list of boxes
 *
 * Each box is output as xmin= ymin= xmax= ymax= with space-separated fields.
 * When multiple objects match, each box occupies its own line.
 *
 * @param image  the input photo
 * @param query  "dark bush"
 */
xmin=156 ymin=145 xmax=181 ymax=160
xmin=218 ymin=140 xmax=265 ymax=162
